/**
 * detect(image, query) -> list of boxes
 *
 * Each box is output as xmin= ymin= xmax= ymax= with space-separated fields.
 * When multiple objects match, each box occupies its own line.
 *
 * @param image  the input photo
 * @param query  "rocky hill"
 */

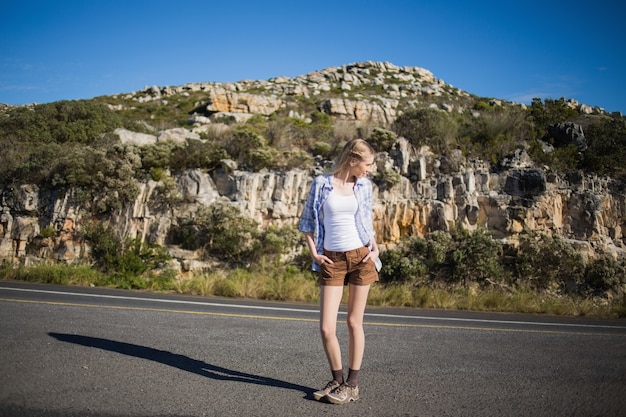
xmin=1 ymin=61 xmax=625 ymax=273
xmin=107 ymin=61 xmax=609 ymax=125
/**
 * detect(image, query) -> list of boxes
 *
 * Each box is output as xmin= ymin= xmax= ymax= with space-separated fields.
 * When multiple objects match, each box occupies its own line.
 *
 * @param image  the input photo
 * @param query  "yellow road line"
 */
xmin=2 ymin=297 xmax=624 ymax=337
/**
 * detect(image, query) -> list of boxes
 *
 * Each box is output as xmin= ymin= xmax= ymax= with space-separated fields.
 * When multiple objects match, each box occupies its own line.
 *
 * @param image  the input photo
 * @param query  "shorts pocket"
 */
xmin=320 ymin=262 xmax=334 ymax=280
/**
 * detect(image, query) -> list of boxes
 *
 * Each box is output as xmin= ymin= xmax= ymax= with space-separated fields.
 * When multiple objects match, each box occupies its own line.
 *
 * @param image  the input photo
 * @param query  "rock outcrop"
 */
xmin=2 ymin=138 xmax=625 ymax=271
xmin=126 ymin=61 xmax=608 ymax=122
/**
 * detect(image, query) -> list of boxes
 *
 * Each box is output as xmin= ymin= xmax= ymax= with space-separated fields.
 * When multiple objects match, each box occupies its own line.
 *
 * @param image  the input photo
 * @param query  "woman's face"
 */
xmin=350 ymin=155 xmax=375 ymax=178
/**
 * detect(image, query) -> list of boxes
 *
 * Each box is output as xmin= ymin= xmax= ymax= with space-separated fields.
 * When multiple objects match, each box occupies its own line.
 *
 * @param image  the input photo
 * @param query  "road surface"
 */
xmin=1 ymin=280 xmax=625 ymax=417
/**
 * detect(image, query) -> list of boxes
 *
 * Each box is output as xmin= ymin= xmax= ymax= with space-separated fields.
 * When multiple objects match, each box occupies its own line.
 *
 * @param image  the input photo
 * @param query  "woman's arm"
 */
xmin=304 ymin=232 xmax=332 ymax=265
xmin=362 ymin=236 xmax=380 ymax=264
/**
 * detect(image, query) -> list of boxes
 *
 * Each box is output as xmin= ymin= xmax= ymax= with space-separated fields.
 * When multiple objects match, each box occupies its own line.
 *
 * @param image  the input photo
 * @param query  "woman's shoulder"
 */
xmin=356 ymin=176 xmax=373 ymax=188
xmin=312 ymin=173 xmax=332 ymax=185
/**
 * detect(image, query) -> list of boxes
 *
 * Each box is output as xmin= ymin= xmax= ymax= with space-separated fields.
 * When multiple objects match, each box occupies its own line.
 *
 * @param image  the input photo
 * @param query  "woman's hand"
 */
xmin=305 ymin=233 xmax=332 ymax=266
xmin=316 ymin=254 xmax=332 ymax=266
xmin=362 ymin=246 xmax=379 ymax=264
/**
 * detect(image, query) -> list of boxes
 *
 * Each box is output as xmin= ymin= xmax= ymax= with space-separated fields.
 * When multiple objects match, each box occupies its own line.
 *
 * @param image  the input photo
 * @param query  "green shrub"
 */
xmin=458 ymin=108 xmax=530 ymax=164
xmin=368 ymin=127 xmax=398 ymax=151
xmin=528 ymin=98 xmax=579 ymax=140
xmin=4 ymin=139 xmax=141 ymax=213
xmin=312 ymin=141 xmax=332 ymax=157
xmin=173 ymin=203 xmax=302 ymax=265
xmin=149 ymin=167 xmax=168 ymax=181
xmin=0 ymin=100 xmax=122 ymax=145
xmin=6 ymin=143 xmax=55 ymax=185
xmin=222 ymin=127 xmax=271 ymax=170
xmin=549 ymin=145 xmax=581 ymax=173
xmin=514 ymin=232 xmax=585 ymax=293
xmin=140 ymin=141 xmax=176 ymax=172
xmin=83 ymin=221 xmax=171 ymax=279
xmin=381 ymin=228 xmax=622 ymax=299
xmin=267 ymin=113 xmax=333 ymax=152
xmin=392 ymin=108 xmax=458 ymax=153
xmin=425 ymin=231 xmax=451 ymax=267
xmin=246 ymin=147 xmax=278 ymax=171
xmin=581 ymin=116 xmax=626 ymax=180
xmin=583 ymin=255 xmax=626 ymax=296
xmin=169 ymin=139 xmax=227 ymax=172
xmin=257 ymin=225 xmax=301 ymax=261
xmin=244 ymin=114 xmax=269 ymax=131
xmin=379 ymin=235 xmax=435 ymax=284
xmin=373 ymin=167 xmax=401 ymax=190
xmin=382 ymin=229 xmax=507 ymax=287
xmin=473 ymin=101 xmax=495 ymax=112
xmin=39 ymin=226 xmax=56 ymax=239
xmin=447 ymin=228 xmax=508 ymax=286
xmin=379 ymin=248 xmax=428 ymax=284
xmin=173 ymin=202 xmax=261 ymax=264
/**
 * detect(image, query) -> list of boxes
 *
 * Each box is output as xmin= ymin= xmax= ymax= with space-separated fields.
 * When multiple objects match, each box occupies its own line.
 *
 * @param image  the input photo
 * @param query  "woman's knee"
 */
xmin=346 ymin=315 xmax=364 ymax=333
xmin=320 ymin=323 xmax=336 ymax=341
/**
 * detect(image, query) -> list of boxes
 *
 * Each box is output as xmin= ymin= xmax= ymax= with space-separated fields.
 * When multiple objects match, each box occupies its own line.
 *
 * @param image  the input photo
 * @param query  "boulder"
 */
xmin=115 ymin=128 xmax=157 ymax=146
xmin=547 ymin=122 xmax=588 ymax=151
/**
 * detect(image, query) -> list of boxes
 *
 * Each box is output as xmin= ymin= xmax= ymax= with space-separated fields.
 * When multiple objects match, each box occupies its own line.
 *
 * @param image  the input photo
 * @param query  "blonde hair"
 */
xmin=331 ymin=138 xmax=376 ymax=175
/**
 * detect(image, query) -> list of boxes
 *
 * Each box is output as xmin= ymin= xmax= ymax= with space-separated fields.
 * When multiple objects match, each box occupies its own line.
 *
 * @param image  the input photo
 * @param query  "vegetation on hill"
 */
xmin=2 ymin=96 xmax=624 ymax=193
xmin=1 ymin=68 xmax=625 ymax=317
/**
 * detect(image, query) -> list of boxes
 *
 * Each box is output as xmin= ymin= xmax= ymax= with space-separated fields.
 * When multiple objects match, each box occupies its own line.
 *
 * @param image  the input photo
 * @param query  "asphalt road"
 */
xmin=1 ymin=280 xmax=625 ymax=417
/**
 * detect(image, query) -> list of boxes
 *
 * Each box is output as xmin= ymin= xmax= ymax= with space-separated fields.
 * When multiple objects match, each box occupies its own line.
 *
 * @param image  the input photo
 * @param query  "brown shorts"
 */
xmin=320 ymin=246 xmax=379 ymax=286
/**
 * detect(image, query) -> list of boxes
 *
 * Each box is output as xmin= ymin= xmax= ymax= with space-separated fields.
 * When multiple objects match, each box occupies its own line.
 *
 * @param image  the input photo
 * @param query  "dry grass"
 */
xmin=2 ymin=263 xmax=624 ymax=318
xmin=173 ymin=267 xmax=319 ymax=303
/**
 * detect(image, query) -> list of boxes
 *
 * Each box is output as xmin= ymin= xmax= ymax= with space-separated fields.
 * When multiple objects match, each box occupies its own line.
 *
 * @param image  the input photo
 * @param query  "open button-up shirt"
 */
xmin=299 ymin=173 xmax=382 ymax=272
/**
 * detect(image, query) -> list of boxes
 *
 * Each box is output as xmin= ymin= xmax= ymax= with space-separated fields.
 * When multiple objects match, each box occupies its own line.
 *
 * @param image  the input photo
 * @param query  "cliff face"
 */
xmin=2 ymin=138 xmax=625 ymax=271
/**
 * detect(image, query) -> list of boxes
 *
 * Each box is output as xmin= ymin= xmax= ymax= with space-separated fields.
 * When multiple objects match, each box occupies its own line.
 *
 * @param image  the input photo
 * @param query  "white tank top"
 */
xmin=323 ymin=190 xmax=363 ymax=251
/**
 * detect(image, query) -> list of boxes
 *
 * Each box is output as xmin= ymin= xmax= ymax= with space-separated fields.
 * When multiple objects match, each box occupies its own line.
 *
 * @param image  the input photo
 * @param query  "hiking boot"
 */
xmin=326 ymin=382 xmax=359 ymax=404
xmin=312 ymin=380 xmax=341 ymax=401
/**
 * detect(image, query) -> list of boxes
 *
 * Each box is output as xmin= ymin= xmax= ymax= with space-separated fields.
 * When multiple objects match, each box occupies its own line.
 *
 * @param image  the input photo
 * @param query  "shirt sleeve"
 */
xmin=360 ymin=179 xmax=375 ymax=237
xmin=298 ymin=176 xmax=317 ymax=234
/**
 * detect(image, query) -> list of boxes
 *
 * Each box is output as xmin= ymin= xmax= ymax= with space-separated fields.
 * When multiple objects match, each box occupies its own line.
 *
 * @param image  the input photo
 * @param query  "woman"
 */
xmin=299 ymin=138 xmax=381 ymax=405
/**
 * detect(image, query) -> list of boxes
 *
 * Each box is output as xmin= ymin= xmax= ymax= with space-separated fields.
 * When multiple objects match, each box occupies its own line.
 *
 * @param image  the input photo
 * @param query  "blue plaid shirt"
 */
xmin=299 ymin=174 xmax=381 ymax=272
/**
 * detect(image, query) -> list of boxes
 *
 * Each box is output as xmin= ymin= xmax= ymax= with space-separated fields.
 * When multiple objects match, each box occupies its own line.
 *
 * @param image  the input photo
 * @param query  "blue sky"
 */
xmin=1 ymin=0 xmax=625 ymax=112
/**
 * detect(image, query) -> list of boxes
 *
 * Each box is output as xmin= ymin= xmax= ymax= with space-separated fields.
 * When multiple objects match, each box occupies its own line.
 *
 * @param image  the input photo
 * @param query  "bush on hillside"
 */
xmin=379 ymin=236 xmax=429 ymax=284
xmin=172 ymin=202 xmax=300 ymax=265
xmin=168 ymin=139 xmax=228 ymax=172
xmin=511 ymin=232 xmax=586 ymax=293
xmin=83 ymin=221 xmax=172 ymax=284
xmin=528 ymin=98 xmax=579 ymax=140
xmin=266 ymin=113 xmax=334 ymax=153
xmin=368 ymin=127 xmax=398 ymax=152
xmin=379 ymin=229 xmax=621 ymax=299
xmin=392 ymin=108 xmax=458 ymax=153
xmin=380 ymin=229 xmax=507 ymax=287
xmin=582 ymin=255 xmax=626 ymax=296
xmin=458 ymin=108 xmax=530 ymax=164
xmin=447 ymin=228 xmax=509 ymax=286
xmin=0 ymin=101 xmax=124 ymax=187
xmin=581 ymin=115 xmax=626 ymax=180
xmin=0 ymin=100 xmax=122 ymax=144
xmin=173 ymin=203 xmax=261 ymax=264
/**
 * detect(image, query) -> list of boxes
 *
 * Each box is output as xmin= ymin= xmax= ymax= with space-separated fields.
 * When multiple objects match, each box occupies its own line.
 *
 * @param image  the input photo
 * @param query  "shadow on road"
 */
xmin=49 ymin=332 xmax=314 ymax=398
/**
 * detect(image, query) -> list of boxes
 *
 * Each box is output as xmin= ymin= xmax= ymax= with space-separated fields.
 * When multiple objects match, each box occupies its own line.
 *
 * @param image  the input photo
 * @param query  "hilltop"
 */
xmin=94 ymin=61 xmax=612 ymax=126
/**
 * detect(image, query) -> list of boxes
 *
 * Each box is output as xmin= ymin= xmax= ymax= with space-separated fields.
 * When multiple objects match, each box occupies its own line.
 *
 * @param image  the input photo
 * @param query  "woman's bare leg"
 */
xmin=320 ymin=285 xmax=345 ymax=371
xmin=347 ymin=283 xmax=371 ymax=370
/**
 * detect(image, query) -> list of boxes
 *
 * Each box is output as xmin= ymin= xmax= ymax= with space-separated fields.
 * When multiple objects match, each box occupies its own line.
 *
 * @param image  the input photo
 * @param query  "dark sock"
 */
xmin=346 ymin=368 xmax=359 ymax=387
xmin=331 ymin=369 xmax=344 ymax=384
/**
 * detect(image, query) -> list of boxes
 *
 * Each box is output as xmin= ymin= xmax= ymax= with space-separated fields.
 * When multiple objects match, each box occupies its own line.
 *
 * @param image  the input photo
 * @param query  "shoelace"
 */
xmin=333 ymin=385 xmax=349 ymax=395
xmin=323 ymin=381 xmax=339 ymax=391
